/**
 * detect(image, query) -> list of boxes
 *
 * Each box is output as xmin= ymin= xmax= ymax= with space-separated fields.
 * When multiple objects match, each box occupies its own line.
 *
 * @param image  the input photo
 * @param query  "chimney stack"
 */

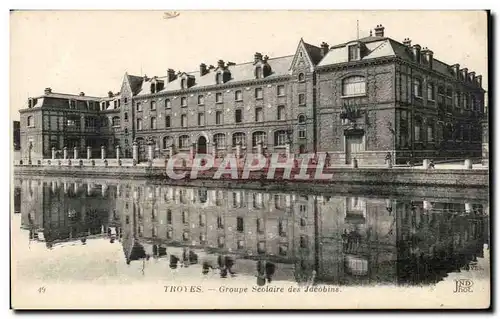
xmin=208 ymin=65 xmax=215 ymax=70
xmin=254 ymin=52 xmax=263 ymax=63
xmin=217 ymin=59 xmax=225 ymax=69
xmin=108 ymin=91 xmax=114 ymax=98
xmin=263 ymin=55 xmax=269 ymax=62
xmin=44 ymin=87 xmax=52 ymax=95
xmin=374 ymin=24 xmax=385 ymax=37
xmin=320 ymin=42 xmax=330 ymax=57
xmin=199 ymin=63 xmax=208 ymax=76
xmin=403 ymin=38 xmax=412 ymax=47
xmin=167 ymin=69 xmax=176 ymax=82
xmin=79 ymin=92 xmax=85 ymax=96
xmin=421 ymin=47 xmax=434 ymax=68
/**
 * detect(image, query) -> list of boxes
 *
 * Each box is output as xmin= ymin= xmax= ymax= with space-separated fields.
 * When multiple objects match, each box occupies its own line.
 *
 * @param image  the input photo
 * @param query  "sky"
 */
xmin=9 ymin=10 xmax=488 ymax=121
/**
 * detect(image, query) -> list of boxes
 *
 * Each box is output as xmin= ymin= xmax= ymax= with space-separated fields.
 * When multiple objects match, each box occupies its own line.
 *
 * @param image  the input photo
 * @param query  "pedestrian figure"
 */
xmin=224 ymin=256 xmax=236 ymax=276
xmin=202 ymin=261 xmax=214 ymax=275
xmin=169 ymin=255 xmax=179 ymax=269
xmin=428 ymin=159 xmax=435 ymax=169
xmin=385 ymin=152 xmax=392 ymax=165
xmin=256 ymin=260 xmax=266 ymax=286
xmin=265 ymin=262 xmax=276 ymax=283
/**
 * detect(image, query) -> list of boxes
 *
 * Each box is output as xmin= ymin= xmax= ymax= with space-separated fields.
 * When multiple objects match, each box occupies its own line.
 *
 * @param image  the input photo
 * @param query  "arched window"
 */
xmin=112 ymin=116 xmax=120 ymax=127
xmin=274 ymin=130 xmax=287 ymax=146
xmin=27 ymin=116 xmax=33 ymax=127
xmin=124 ymin=112 xmax=128 ymax=121
xmin=165 ymin=115 xmax=171 ymax=128
xmin=213 ymin=133 xmax=226 ymax=148
xmin=181 ymin=78 xmax=187 ymax=89
xmin=298 ymin=73 xmax=305 ymax=82
xmin=179 ymin=135 xmax=190 ymax=149
xmin=150 ymin=101 xmax=156 ymax=110
xmin=232 ymin=132 xmax=246 ymax=147
xmin=150 ymin=117 xmax=157 ymax=130
xmin=252 ymin=131 xmax=267 ymax=147
xmin=165 ymin=99 xmax=171 ymax=108
xmin=136 ymin=118 xmax=143 ymax=130
xmin=298 ymin=114 xmax=306 ymax=124
xmin=342 ymin=76 xmax=366 ymax=96
xmin=216 ymin=73 xmax=223 ymax=84
xmin=163 ymin=136 xmax=172 ymax=149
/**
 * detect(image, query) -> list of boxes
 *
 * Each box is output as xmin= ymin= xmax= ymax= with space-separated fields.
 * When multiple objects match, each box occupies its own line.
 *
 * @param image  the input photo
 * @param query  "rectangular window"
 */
xmin=136 ymin=118 xmax=143 ymax=130
xmin=182 ymin=211 xmax=188 ymax=224
xmin=275 ymin=131 xmax=287 ymax=146
xmin=165 ymin=99 xmax=171 ymax=108
xmin=198 ymin=95 xmax=205 ymax=105
xmin=181 ymin=97 xmax=187 ymax=107
xmin=235 ymin=90 xmax=243 ymax=101
xmin=427 ymin=83 xmax=435 ymax=101
xmin=277 ymin=85 xmax=285 ymax=96
xmin=255 ymin=107 xmax=263 ymax=122
xmin=216 ymin=111 xmax=223 ymax=125
xmin=216 ymin=92 xmax=223 ymax=103
xmin=198 ymin=113 xmax=205 ymax=126
xmin=151 ymin=101 xmax=156 ymax=110
xmin=455 ymin=92 xmax=461 ymax=108
xmin=124 ymin=97 xmax=128 ymax=104
xmin=255 ymin=88 xmax=263 ymax=100
xmin=181 ymin=114 xmax=187 ymax=127
xmin=414 ymin=79 xmax=422 ymax=97
xmin=348 ymin=45 xmax=359 ymax=61
xmin=427 ymin=125 xmax=434 ymax=142
xmin=217 ymin=216 xmax=224 ymax=229
xmin=277 ymin=105 xmax=285 ymax=120
xmin=415 ymin=124 xmax=421 ymax=142
xmin=235 ymin=109 xmax=243 ymax=123
xmin=236 ymin=217 xmax=244 ymax=232
xmin=256 ymin=218 xmax=264 ymax=234
xmin=299 ymin=128 xmax=306 ymax=139
xmin=463 ymin=93 xmax=469 ymax=109
xmin=136 ymin=102 xmax=142 ymax=112
xmin=298 ymin=93 xmax=305 ymax=105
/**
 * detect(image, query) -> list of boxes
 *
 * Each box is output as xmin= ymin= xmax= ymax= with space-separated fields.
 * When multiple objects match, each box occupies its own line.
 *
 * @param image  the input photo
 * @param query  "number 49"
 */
xmin=38 ymin=286 xmax=46 ymax=293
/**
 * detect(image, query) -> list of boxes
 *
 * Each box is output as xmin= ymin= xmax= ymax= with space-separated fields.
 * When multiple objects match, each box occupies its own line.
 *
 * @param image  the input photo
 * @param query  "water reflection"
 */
xmin=15 ymin=177 xmax=489 ymax=287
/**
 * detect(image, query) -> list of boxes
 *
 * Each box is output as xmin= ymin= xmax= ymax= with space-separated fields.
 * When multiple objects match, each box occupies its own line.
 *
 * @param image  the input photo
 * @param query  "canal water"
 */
xmin=11 ymin=175 xmax=491 ymax=308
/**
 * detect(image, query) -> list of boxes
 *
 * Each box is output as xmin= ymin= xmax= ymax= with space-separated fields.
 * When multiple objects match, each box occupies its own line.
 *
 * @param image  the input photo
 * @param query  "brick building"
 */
xmin=18 ymin=25 xmax=485 ymax=164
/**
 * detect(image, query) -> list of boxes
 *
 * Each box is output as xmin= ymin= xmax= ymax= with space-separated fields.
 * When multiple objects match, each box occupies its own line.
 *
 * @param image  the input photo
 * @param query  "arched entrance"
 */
xmin=197 ymin=136 xmax=207 ymax=154
xmin=299 ymin=144 xmax=306 ymax=154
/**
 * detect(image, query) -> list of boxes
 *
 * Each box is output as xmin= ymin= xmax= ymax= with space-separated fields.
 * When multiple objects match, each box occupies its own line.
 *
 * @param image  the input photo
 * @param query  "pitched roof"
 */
xmin=127 ymin=74 xmax=145 ymax=95
xmin=319 ymin=36 xmax=470 ymax=80
xmin=303 ymin=42 xmax=323 ymax=65
xmin=31 ymin=92 xmax=101 ymax=101
xmin=133 ymin=55 xmax=294 ymax=96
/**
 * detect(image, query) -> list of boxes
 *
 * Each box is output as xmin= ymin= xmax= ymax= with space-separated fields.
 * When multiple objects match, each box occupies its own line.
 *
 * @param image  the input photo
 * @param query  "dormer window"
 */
xmin=69 ymin=100 xmax=76 ymax=109
xmin=348 ymin=44 xmax=360 ymax=61
xmin=298 ymin=73 xmax=305 ymax=82
xmin=255 ymin=66 xmax=263 ymax=79
xmin=150 ymin=83 xmax=156 ymax=94
xmin=216 ymin=73 xmax=223 ymax=84
xmin=181 ymin=78 xmax=187 ymax=89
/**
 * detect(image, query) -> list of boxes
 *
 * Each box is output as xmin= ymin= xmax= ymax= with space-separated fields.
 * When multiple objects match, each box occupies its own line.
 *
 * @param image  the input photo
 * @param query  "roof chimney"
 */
xmin=254 ymin=52 xmax=263 ymax=63
xmin=374 ymin=24 xmax=385 ymax=37
xmin=208 ymin=65 xmax=215 ymax=70
xmin=199 ymin=63 xmax=208 ymax=76
xmin=263 ymin=55 xmax=269 ymax=62
xmin=403 ymin=38 xmax=412 ymax=47
xmin=79 ymin=92 xmax=85 ymax=96
xmin=44 ymin=87 xmax=52 ymax=95
xmin=167 ymin=69 xmax=176 ymax=82
xmin=108 ymin=91 xmax=114 ymax=98
xmin=217 ymin=59 xmax=225 ymax=69
xmin=320 ymin=42 xmax=330 ymax=57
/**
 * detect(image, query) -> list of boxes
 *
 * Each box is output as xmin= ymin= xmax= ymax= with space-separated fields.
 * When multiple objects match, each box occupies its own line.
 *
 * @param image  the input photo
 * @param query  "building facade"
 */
xmin=18 ymin=25 xmax=486 ymax=165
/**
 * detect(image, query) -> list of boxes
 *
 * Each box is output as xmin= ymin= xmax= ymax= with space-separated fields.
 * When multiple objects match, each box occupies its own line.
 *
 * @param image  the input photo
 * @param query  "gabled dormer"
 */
xmin=178 ymin=73 xmax=195 ymax=89
xmin=215 ymin=60 xmax=231 ymax=84
xmin=149 ymin=76 xmax=164 ymax=94
xmin=253 ymin=52 xmax=272 ymax=79
xmin=346 ymin=41 xmax=367 ymax=62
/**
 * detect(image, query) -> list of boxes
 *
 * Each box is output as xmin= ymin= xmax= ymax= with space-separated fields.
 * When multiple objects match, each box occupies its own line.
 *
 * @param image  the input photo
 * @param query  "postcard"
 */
xmin=10 ymin=10 xmax=490 ymax=310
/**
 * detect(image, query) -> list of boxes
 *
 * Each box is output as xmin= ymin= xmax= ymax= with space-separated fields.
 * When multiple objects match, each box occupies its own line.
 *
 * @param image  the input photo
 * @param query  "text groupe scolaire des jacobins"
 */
xmin=164 ymin=285 xmax=341 ymax=293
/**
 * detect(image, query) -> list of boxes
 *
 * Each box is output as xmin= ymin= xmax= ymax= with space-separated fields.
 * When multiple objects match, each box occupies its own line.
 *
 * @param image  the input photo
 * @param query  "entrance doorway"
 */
xmin=197 ymin=136 xmax=207 ymax=154
xmin=345 ymin=135 xmax=364 ymax=164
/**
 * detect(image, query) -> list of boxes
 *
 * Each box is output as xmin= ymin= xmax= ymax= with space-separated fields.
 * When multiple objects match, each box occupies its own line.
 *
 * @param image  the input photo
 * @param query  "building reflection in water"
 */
xmin=17 ymin=177 xmax=489 ymax=287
